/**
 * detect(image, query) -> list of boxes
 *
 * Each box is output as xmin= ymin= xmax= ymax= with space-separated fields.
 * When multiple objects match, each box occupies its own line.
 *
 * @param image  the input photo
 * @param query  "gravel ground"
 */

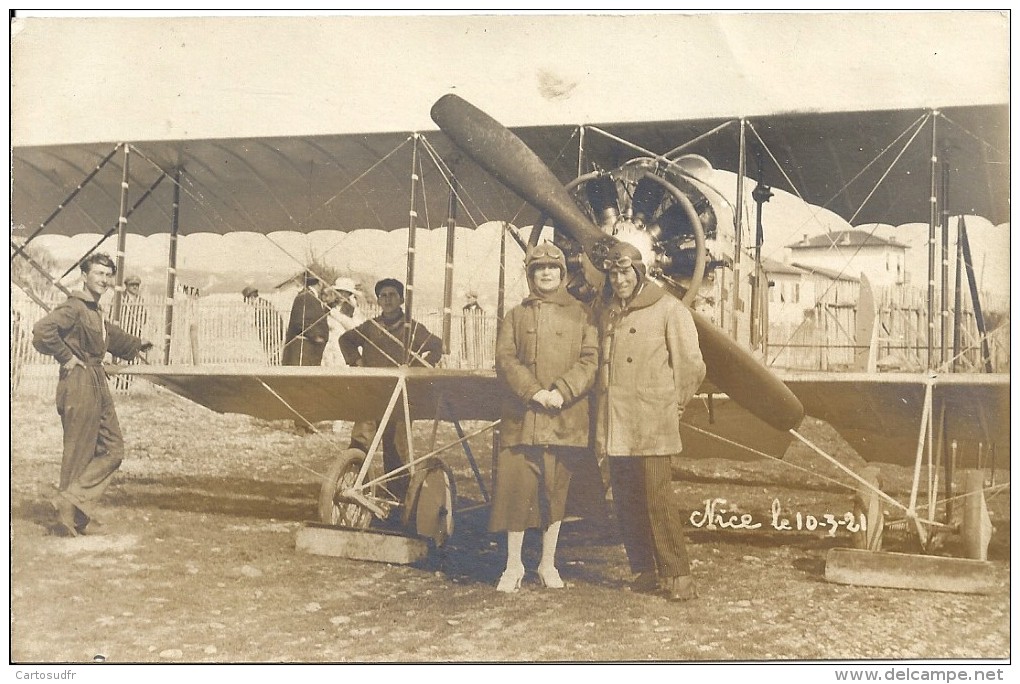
xmin=9 ymin=388 xmax=1011 ymax=663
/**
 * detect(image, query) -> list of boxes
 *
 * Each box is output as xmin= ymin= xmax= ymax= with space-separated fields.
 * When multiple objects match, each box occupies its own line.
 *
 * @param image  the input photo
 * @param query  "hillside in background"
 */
xmin=28 ymin=216 xmax=1009 ymax=316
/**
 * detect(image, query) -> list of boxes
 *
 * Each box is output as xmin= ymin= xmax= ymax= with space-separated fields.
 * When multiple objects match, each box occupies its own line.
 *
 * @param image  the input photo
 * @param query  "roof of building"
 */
xmin=761 ymin=258 xmax=805 ymax=276
xmin=790 ymin=262 xmax=860 ymax=282
xmin=786 ymin=229 xmax=906 ymax=250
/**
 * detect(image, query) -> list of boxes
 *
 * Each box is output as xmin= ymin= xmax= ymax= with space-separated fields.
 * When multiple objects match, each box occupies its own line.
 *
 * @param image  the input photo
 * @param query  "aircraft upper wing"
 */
xmin=11 ymin=105 xmax=1008 ymax=241
xmin=122 ymin=365 xmax=505 ymax=424
xmin=10 ymin=132 xmax=548 ymax=238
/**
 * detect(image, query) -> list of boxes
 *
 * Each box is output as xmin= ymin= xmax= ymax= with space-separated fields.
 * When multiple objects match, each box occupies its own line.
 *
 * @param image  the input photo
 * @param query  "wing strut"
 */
xmin=440 ymin=398 xmax=490 ymax=503
xmin=60 ymin=170 xmax=168 ymax=278
xmin=11 ymin=142 xmax=124 ymax=262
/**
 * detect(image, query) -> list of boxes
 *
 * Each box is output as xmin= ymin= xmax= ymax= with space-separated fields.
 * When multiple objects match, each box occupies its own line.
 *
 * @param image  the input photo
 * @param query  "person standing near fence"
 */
xmin=281 ymin=272 xmax=329 ymax=367
xmin=489 ymin=243 xmax=598 ymax=593
xmin=32 ymin=252 xmax=153 ymax=536
xmin=461 ymin=289 xmax=484 ymax=367
xmin=320 ymin=277 xmax=366 ymax=368
xmin=337 ymin=278 xmax=443 ymax=502
xmin=113 ymin=275 xmax=147 ymax=391
xmin=243 ymin=285 xmax=285 ymax=365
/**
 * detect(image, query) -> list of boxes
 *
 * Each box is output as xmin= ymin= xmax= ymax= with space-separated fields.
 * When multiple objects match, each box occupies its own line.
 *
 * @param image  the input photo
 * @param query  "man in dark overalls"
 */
xmin=33 ymin=253 xmax=153 ymax=536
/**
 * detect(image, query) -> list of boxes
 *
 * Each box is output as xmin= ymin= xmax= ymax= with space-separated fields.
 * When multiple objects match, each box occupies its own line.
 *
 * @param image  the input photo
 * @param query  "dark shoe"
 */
xmin=631 ymin=571 xmax=660 ymax=594
xmin=73 ymin=507 xmax=91 ymax=535
xmin=59 ymin=491 xmax=102 ymax=525
xmin=52 ymin=496 xmax=78 ymax=537
xmin=665 ymin=575 xmax=698 ymax=602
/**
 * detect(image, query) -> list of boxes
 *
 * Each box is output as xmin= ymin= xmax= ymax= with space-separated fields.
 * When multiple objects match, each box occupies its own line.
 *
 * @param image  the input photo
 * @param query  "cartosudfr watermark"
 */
xmin=16 ymin=672 xmax=76 ymax=680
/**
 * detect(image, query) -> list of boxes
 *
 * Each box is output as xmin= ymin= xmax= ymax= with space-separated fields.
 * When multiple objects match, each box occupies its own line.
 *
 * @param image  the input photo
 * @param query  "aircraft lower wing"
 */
xmin=780 ymin=371 xmax=1010 ymax=469
xmin=124 ymin=365 xmax=1009 ymax=472
xmin=124 ymin=364 xmax=797 ymax=463
xmin=123 ymin=365 xmax=505 ymax=424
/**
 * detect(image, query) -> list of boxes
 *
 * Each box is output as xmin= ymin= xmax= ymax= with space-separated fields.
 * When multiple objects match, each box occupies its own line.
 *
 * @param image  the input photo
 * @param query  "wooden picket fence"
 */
xmin=11 ymin=288 xmax=1006 ymax=400
xmin=766 ymin=285 xmax=1010 ymax=373
xmin=10 ymin=294 xmax=499 ymax=399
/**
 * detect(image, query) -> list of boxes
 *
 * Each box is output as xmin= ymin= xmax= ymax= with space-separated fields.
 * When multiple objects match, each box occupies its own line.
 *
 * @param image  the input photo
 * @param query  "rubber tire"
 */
xmin=318 ymin=449 xmax=375 ymax=529
xmin=402 ymin=460 xmax=456 ymax=546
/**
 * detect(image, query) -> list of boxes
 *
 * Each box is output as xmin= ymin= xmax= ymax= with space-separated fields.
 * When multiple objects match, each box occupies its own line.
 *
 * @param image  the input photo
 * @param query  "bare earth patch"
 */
xmin=10 ymin=389 xmax=1010 ymax=663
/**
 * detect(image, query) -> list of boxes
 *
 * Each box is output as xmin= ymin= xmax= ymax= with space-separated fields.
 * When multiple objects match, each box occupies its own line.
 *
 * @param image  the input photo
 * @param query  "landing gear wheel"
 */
xmin=402 ymin=459 xmax=457 ymax=546
xmin=961 ymin=469 xmax=993 ymax=561
xmin=318 ymin=449 xmax=375 ymax=529
xmin=852 ymin=465 xmax=884 ymax=552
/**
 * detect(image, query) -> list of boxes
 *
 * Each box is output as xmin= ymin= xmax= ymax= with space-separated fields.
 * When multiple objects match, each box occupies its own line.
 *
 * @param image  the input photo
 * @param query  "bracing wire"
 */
xmin=762 ymin=118 xmax=935 ymax=364
xmin=846 ymin=115 xmax=932 ymax=225
xmin=297 ymin=136 xmax=415 ymax=230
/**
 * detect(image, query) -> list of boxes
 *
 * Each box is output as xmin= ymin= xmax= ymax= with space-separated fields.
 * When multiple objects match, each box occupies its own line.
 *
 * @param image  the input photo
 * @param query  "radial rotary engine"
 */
xmin=536 ymin=156 xmax=731 ymax=305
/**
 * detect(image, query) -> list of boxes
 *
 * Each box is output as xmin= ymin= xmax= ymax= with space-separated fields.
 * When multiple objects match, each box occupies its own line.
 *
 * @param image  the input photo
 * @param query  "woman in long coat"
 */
xmin=489 ymin=242 xmax=598 ymax=592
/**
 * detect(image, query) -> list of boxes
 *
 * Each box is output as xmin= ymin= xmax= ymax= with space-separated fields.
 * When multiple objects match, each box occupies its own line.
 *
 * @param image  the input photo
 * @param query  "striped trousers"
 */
xmin=608 ymin=455 xmax=691 ymax=579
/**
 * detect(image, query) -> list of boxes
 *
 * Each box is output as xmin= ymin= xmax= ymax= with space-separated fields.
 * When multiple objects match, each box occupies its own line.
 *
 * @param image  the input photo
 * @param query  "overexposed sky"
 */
xmin=11 ymin=11 xmax=1012 ymax=307
xmin=11 ymin=11 xmax=1009 ymax=146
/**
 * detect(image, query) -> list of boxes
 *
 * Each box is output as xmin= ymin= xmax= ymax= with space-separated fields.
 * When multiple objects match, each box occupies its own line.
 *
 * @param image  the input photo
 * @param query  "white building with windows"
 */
xmin=763 ymin=259 xmax=809 ymax=325
xmin=784 ymin=230 xmax=908 ymax=287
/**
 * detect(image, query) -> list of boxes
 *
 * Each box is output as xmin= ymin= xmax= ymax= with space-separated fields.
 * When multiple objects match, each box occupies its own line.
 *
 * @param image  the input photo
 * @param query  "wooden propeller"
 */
xmin=432 ymin=94 xmax=803 ymax=431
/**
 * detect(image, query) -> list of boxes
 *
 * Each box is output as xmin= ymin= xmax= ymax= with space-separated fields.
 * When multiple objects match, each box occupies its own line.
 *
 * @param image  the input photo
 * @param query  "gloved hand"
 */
xmin=139 ymin=341 xmax=154 ymax=353
xmin=531 ymin=389 xmax=564 ymax=411
xmin=531 ymin=389 xmax=551 ymax=407
xmin=545 ymin=389 xmax=565 ymax=410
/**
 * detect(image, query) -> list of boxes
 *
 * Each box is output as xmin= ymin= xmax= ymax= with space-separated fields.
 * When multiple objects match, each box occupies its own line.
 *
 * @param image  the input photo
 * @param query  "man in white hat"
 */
xmin=321 ymin=276 xmax=365 ymax=368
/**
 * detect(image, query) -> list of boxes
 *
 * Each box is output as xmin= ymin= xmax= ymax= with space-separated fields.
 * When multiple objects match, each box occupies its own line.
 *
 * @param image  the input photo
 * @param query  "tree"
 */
xmin=11 ymin=238 xmax=62 ymax=300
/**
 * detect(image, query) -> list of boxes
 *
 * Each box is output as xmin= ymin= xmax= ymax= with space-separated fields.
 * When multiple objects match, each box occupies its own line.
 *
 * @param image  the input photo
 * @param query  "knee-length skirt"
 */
xmin=488 ymin=445 xmax=585 ymax=532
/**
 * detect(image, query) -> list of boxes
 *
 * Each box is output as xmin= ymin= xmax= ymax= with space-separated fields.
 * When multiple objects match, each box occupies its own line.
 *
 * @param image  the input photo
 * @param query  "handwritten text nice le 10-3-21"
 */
xmin=689 ymin=498 xmax=867 ymax=536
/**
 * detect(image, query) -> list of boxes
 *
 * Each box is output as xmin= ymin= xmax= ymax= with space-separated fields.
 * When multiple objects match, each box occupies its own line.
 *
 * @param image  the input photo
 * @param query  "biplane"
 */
xmin=11 ymin=21 xmax=1009 ymax=588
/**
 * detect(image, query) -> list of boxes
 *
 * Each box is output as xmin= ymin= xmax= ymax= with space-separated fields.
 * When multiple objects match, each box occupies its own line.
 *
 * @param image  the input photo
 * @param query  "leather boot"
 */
xmin=73 ymin=507 xmax=91 ymax=535
xmin=631 ymin=571 xmax=660 ymax=594
xmin=666 ymin=574 xmax=698 ymax=601
xmin=52 ymin=495 xmax=78 ymax=537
